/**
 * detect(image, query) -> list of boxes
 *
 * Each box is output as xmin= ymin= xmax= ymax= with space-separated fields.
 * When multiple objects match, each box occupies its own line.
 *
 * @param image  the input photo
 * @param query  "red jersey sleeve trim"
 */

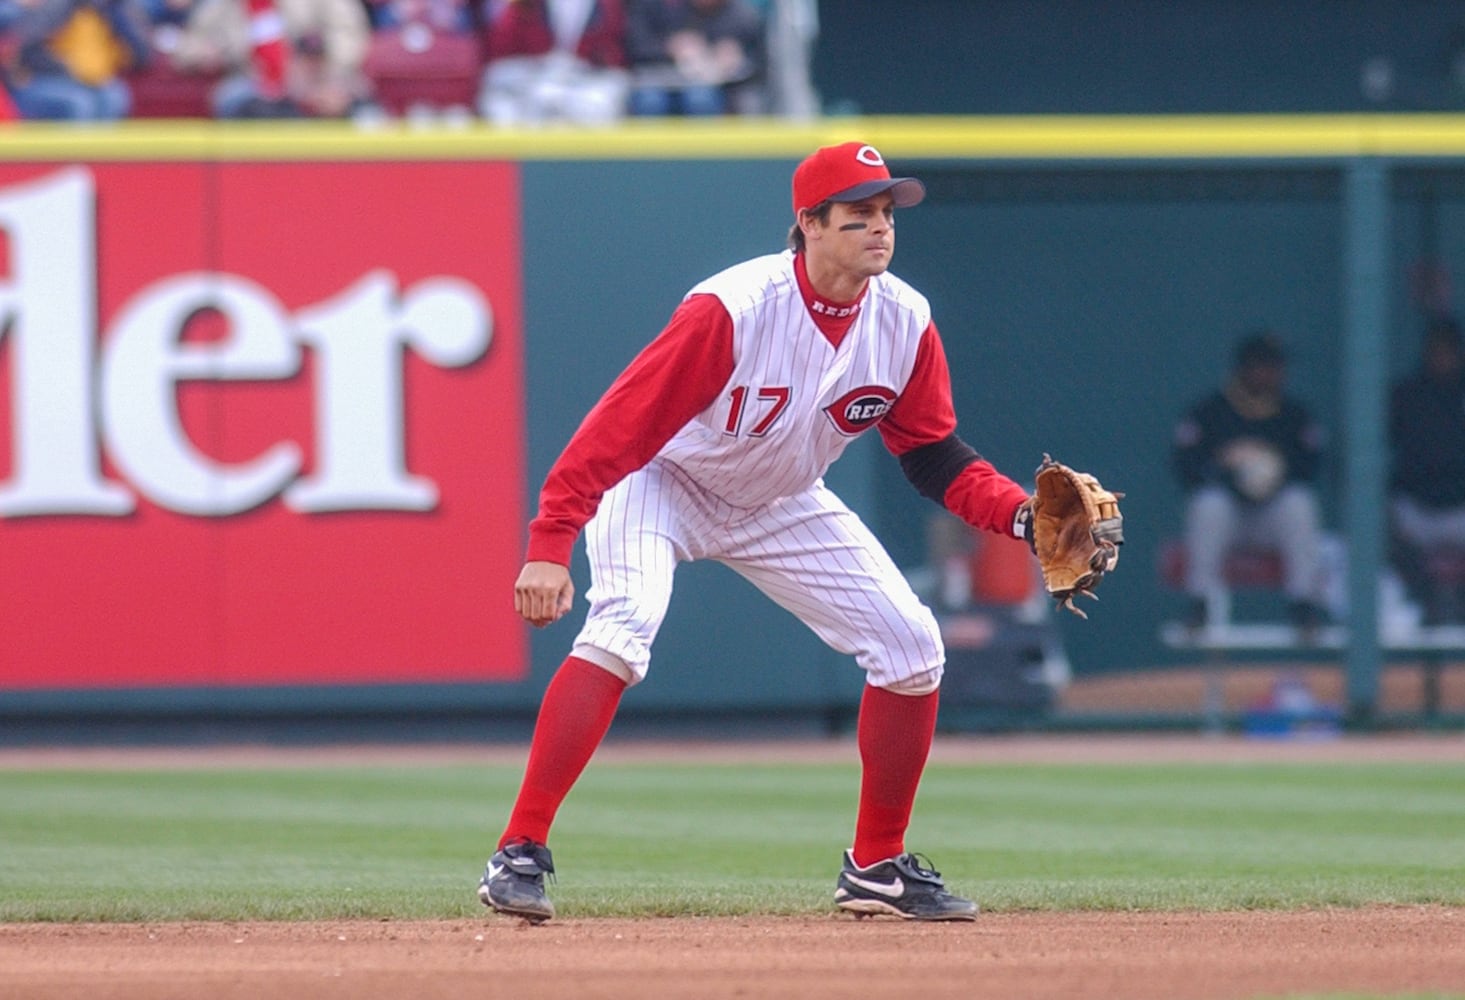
xmin=877 ymin=321 xmax=958 ymax=455
xmin=526 ymin=294 xmax=736 ymax=565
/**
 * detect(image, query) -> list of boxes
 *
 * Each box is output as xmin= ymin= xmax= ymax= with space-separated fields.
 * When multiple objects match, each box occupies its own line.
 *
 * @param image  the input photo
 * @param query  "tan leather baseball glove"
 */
xmin=1017 ymin=455 xmax=1125 ymax=618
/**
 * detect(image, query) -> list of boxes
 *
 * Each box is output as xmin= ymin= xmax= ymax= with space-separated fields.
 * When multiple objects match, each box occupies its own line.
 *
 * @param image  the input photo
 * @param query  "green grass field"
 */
xmin=1 ymin=759 xmax=1462 ymax=922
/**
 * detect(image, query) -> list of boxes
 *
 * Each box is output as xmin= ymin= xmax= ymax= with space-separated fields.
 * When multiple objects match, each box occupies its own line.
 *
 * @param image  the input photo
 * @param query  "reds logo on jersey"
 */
xmin=824 ymin=385 xmax=898 ymax=435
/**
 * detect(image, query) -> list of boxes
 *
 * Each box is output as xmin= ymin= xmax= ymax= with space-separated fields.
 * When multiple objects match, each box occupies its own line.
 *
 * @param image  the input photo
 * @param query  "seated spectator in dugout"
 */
xmin=1173 ymin=331 xmax=1330 ymax=630
xmin=624 ymin=0 xmax=763 ymax=117
xmin=1389 ymin=316 xmax=1465 ymax=624
xmin=8 ymin=0 xmax=152 ymax=120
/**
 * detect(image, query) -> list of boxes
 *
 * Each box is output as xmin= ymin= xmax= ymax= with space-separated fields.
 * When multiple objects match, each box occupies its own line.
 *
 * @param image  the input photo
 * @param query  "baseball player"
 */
xmin=479 ymin=141 xmax=1034 ymax=923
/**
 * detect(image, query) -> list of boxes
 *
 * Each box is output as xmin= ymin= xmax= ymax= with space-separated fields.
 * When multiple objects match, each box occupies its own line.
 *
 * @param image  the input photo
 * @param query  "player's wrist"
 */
xmin=1012 ymin=499 xmax=1036 ymax=554
xmin=525 ymin=525 xmax=577 ymax=568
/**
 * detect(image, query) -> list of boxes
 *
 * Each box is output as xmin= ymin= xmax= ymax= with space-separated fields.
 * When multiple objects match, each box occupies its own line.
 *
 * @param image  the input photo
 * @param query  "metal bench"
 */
xmin=1156 ymin=539 xmax=1465 ymax=727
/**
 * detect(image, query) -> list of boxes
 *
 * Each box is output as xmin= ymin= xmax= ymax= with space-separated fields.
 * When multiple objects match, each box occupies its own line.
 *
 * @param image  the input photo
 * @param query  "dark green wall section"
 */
xmin=813 ymin=2 xmax=1465 ymax=115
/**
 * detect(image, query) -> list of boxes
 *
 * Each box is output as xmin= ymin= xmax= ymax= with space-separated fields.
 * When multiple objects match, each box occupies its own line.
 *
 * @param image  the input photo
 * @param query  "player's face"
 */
xmin=823 ymin=195 xmax=896 ymax=278
xmin=1238 ymin=360 xmax=1285 ymax=397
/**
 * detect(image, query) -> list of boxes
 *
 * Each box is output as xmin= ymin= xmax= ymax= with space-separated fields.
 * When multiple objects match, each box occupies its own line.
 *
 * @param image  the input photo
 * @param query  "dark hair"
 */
xmin=1235 ymin=331 xmax=1285 ymax=369
xmin=786 ymin=202 xmax=833 ymax=252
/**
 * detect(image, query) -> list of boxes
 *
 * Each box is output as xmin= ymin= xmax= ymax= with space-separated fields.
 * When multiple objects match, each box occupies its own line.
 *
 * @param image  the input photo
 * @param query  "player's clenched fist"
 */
xmin=514 ymin=561 xmax=575 ymax=627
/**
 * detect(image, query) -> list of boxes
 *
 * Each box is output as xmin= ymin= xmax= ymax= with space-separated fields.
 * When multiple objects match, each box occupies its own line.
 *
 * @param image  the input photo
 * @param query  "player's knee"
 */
xmin=880 ymin=664 xmax=943 ymax=695
xmin=1272 ymin=485 xmax=1320 ymax=529
xmin=570 ymin=644 xmax=639 ymax=686
xmin=576 ymin=595 xmax=667 ymax=684
xmin=860 ymin=609 xmax=945 ymax=693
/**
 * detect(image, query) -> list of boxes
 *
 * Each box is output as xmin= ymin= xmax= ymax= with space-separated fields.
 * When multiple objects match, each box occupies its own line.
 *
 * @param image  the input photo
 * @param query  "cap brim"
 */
xmin=827 ymin=177 xmax=926 ymax=208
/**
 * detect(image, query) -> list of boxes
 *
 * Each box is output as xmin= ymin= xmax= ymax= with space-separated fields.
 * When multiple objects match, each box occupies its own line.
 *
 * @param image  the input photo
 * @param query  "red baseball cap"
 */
xmin=791 ymin=141 xmax=927 ymax=215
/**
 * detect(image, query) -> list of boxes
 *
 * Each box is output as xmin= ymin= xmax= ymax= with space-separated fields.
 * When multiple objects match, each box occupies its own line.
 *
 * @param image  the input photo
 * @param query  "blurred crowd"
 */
xmin=0 ymin=0 xmax=774 ymax=122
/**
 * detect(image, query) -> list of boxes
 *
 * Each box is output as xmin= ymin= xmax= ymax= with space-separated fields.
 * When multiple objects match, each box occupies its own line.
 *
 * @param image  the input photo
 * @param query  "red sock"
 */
xmin=851 ymin=683 xmax=939 ymax=868
xmin=499 ymin=656 xmax=626 ymax=848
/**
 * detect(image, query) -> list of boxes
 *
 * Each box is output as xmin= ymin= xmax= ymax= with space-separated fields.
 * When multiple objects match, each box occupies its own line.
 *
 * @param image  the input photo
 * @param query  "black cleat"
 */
xmin=478 ymin=838 xmax=556 ymax=922
xmin=834 ymin=850 xmax=978 ymax=921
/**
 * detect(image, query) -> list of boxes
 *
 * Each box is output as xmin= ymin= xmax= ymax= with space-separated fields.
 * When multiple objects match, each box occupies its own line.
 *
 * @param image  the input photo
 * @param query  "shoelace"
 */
xmin=904 ymin=853 xmax=944 ymax=884
xmin=504 ymin=838 xmax=557 ymax=883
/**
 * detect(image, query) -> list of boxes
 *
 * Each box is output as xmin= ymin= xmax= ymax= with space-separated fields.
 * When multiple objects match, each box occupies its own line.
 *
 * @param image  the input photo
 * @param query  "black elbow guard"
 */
xmin=899 ymin=433 xmax=980 ymax=505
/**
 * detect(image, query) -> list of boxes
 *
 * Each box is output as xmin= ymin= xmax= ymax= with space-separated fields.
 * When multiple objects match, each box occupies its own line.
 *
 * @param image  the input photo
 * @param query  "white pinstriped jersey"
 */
xmin=659 ymin=250 xmax=930 ymax=508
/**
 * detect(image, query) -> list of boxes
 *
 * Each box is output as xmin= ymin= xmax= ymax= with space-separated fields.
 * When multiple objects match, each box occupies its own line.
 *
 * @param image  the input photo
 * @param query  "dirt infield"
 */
xmin=4 ymin=735 xmax=1464 ymax=999
xmin=4 ymin=907 xmax=1464 ymax=1000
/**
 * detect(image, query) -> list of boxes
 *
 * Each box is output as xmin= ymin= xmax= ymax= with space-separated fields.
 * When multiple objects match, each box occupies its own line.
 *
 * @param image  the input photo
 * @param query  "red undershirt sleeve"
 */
xmin=943 ymin=463 xmax=1030 ymax=537
xmin=527 ymin=294 xmax=736 ymax=565
xmin=877 ymin=321 xmax=1030 ymax=537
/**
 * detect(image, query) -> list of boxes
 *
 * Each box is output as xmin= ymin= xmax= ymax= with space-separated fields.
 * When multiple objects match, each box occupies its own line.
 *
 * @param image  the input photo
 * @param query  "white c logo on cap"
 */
xmin=855 ymin=145 xmax=885 ymax=167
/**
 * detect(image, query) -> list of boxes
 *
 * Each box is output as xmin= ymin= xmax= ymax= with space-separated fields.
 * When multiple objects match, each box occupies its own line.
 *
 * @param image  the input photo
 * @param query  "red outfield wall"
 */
xmin=0 ymin=161 xmax=527 ymax=689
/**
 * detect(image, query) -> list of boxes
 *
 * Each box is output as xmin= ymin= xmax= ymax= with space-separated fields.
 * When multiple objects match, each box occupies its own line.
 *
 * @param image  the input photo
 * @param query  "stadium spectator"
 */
xmin=0 ymin=0 xmax=22 ymax=30
xmin=168 ymin=0 xmax=373 ymax=118
xmin=1389 ymin=315 xmax=1465 ymax=623
xmin=137 ymin=0 xmax=195 ymax=66
xmin=1172 ymin=331 xmax=1331 ymax=630
xmin=364 ymin=0 xmax=470 ymax=33
xmin=7 ymin=0 xmax=151 ymax=119
xmin=0 ymin=0 xmax=23 ymax=118
xmin=357 ymin=0 xmax=478 ymax=120
xmin=476 ymin=0 xmax=627 ymax=127
xmin=624 ymin=0 xmax=763 ymax=116
xmin=138 ymin=0 xmax=190 ymax=27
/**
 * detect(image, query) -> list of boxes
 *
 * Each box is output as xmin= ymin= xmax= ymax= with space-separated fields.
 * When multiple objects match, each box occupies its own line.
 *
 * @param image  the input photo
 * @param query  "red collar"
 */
xmin=793 ymin=253 xmax=864 ymax=347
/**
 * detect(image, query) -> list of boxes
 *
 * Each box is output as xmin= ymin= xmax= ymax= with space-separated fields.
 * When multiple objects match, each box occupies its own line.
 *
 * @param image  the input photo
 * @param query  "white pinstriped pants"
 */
xmin=574 ymin=458 xmax=945 ymax=691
